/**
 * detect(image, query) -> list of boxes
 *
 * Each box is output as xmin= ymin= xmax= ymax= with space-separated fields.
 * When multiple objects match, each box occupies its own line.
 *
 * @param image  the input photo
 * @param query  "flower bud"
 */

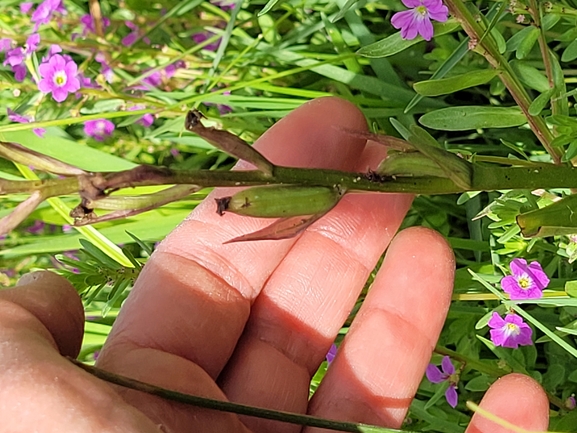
xmin=216 ymin=185 xmax=342 ymax=217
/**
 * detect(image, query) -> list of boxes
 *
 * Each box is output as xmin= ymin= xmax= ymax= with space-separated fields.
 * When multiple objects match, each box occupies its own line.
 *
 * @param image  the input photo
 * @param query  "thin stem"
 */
xmin=529 ymin=0 xmax=554 ymax=88
xmin=68 ymin=358 xmax=405 ymax=433
xmin=93 ymin=164 xmax=577 ymax=195
xmin=445 ymin=0 xmax=561 ymax=163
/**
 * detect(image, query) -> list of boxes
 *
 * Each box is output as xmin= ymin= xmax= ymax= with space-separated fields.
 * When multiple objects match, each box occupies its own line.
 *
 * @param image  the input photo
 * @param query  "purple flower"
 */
xmin=121 ymin=21 xmax=149 ymax=46
xmin=20 ymin=2 xmax=34 ymax=14
xmin=501 ymin=258 xmax=549 ymax=300
xmin=7 ymin=109 xmax=46 ymax=137
xmin=31 ymin=0 xmax=66 ymax=31
xmin=26 ymin=220 xmax=46 ymax=234
xmin=84 ymin=119 xmax=115 ymax=141
xmin=129 ymin=105 xmax=154 ymax=127
xmin=79 ymin=14 xmax=110 ymax=36
xmin=38 ymin=54 xmax=80 ymax=102
xmin=0 ymin=38 xmax=12 ymax=52
xmin=13 ymin=64 xmax=27 ymax=82
xmin=95 ymin=52 xmax=114 ymax=83
xmin=326 ymin=344 xmax=337 ymax=365
xmin=3 ymin=48 xmax=27 ymax=81
xmin=488 ymin=312 xmax=533 ymax=349
xmin=426 ymin=356 xmax=458 ymax=408
xmin=391 ymin=0 xmax=449 ymax=41
xmin=26 ymin=33 xmax=40 ymax=53
xmin=566 ymin=395 xmax=576 ymax=410
xmin=4 ymin=47 xmax=24 ymax=67
xmin=192 ymin=30 xmax=221 ymax=51
xmin=44 ymin=44 xmax=62 ymax=60
xmin=211 ymin=0 xmax=236 ymax=10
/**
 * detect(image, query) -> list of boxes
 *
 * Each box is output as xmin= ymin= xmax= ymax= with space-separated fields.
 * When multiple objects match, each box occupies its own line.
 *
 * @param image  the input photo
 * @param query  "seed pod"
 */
xmin=378 ymin=152 xmax=447 ymax=178
xmin=215 ymin=185 xmax=343 ymax=218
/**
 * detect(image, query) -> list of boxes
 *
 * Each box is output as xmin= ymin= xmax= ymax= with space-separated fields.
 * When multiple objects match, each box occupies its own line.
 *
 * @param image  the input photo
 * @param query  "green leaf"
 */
xmin=356 ymin=20 xmax=460 ymax=58
xmin=0 ymin=130 xmax=135 ymax=172
xmin=405 ymin=37 xmax=470 ymax=113
xmin=413 ymin=70 xmax=501 ymax=97
xmin=517 ymin=194 xmax=577 ymax=237
xmin=562 ymin=139 xmax=577 ymax=162
xmin=562 ymin=39 xmax=577 ymax=62
xmin=0 ymin=209 xmax=187 ymax=257
xmin=565 ymin=280 xmax=577 ymax=298
xmin=419 ymin=107 xmax=527 ymax=131
xmin=509 ymin=61 xmax=550 ymax=93
xmin=465 ymin=374 xmax=492 ymax=392
xmin=516 ymin=27 xmax=540 ymax=59
xmin=330 ymin=0 xmax=358 ymax=23
xmin=506 ymin=26 xmax=537 ymax=52
xmin=529 ymin=88 xmax=554 ymax=116
xmin=258 ymin=0 xmax=282 ymax=16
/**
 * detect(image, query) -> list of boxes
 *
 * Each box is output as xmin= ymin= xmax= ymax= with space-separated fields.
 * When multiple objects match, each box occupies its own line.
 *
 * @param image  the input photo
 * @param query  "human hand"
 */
xmin=0 ymin=98 xmax=549 ymax=432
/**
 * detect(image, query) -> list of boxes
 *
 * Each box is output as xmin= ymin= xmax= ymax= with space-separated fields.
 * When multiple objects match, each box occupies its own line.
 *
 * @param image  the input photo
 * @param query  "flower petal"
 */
xmin=445 ymin=385 xmax=458 ymax=408
xmin=509 ymin=258 xmax=528 ymax=276
xmin=441 ymin=356 xmax=454 ymax=375
xmin=426 ymin=364 xmax=444 ymax=383
xmin=417 ymin=16 xmax=434 ymax=41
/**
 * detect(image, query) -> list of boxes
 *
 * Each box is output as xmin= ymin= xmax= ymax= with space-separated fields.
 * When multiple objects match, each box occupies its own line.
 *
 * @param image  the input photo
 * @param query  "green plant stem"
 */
xmin=529 ymin=0 xmax=554 ymax=88
xmin=95 ymin=164 xmax=577 ymax=195
xmin=69 ymin=358 xmax=405 ymax=433
xmin=445 ymin=0 xmax=561 ymax=164
xmin=6 ymin=163 xmax=577 ymax=203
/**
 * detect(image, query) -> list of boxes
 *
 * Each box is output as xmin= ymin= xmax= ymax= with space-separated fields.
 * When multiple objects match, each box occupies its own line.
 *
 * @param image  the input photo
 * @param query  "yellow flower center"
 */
xmin=53 ymin=71 xmax=67 ymax=87
xmin=506 ymin=323 xmax=520 ymax=335
xmin=416 ymin=5 xmax=428 ymax=15
xmin=518 ymin=275 xmax=531 ymax=289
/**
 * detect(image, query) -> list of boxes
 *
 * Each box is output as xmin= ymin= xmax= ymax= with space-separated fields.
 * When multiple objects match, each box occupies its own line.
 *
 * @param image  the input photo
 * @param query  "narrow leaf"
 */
xmin=509 ymin=61 xmax=550 ymax=93
xmin=0 ymin=141 xmax=87 ymax=176
xmin=529 ymin=88 xmax=555 ymax=116
xmin=413 ymin=70 xmax=500 ymax=97
xmin=419 ymin=106 xmax=526 ymax=131
xmin=356 ymin=21 xmax=460 ymax=58
xmin=405 ymin=37 xmax=470 ymax=113
xmin=258 ymin=0 xmax=282 ymax=16
xmin=331 ymin=0 xmax=358 ymax=23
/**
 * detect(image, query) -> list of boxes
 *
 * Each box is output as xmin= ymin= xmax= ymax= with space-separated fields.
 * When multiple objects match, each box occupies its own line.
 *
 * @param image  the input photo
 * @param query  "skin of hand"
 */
xmin=0 ymin=97 xmax=549 ymax=433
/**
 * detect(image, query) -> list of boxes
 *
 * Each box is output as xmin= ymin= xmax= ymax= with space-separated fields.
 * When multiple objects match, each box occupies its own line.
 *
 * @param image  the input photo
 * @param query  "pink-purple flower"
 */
xmin=326 ymin=344 xmax=337 ymax=365
xmin=79 ymin=14 xmax=110 ymax=36
xmin=31 ymin=0 xmax=66 ymax=31
xmin=129 ymin=105 xmax=154 ymax=127
xmin=0 ymin=38 xmax=12 ymax=52
xmin=3 ymin=47 xmax=27 ymax=81
xmin=426 ymin=356 xmax=458 ymax=408
xmin=391 ymin=0 xmax=448 ymax=41
xmin=488 ymin=312 xmax=533 ymax=349
xmin=20 ymin=2 xmax=34 ymax=14
xmin=7 ymin=109 xmax=46 ymax=137
xmin=84 ymin=119 xmax=115 ymax=141
xmin=38 ymin=54 xmax=80 ymax=102
xmin=501 ymin=258 xmax=549 ymax=300
xmin=25 ymin=33 xmax=40 ymax=53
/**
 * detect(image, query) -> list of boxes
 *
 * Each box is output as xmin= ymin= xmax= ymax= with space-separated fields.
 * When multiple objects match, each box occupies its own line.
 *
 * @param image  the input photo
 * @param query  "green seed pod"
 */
xmin=216 ymin=186 xmax=342 ymax=218
xmin=378 ymin=152 xmax=447 ymax=178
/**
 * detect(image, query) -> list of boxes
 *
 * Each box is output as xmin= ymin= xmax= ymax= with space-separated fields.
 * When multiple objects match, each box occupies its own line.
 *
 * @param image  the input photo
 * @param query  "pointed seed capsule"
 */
xmin=215 ymin=185 xmax=343 ymax=218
